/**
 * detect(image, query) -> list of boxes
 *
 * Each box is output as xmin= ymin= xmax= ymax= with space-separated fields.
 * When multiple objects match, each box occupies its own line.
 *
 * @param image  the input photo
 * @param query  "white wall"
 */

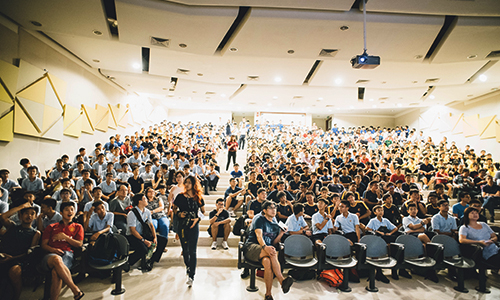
xmin=312 ymin=117 xmax=326 ymax=130
xmin=394 ymin=92 xmax=500 ymax=160
xmin=167 ymin=109 xmax=231 ymax=126
xmin=331 ymin=114 xmax=396 ymax=128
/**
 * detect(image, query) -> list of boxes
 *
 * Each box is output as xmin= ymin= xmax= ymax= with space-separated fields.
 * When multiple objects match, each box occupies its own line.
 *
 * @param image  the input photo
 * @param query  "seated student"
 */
xmin=452 ymin=191 xmax=470 ymax=219
xmin=0 ymin=188 xmax=8 ymax=213
xmin=242 ymin=201 xmax=293 ymax=300
xmin=341 ymin=182 xmax=361 ymax=201
xmin=83 ymin=187 xmax=109 ymax=223
xmin=276 ymin=191 xmax=293 ymax=223
xmin=52 ymin=178 xmax=77 ymax=201
xmin=311 ymin=198 xmax=334 ymax=245
xmin=460 ymin=199 xmax=487 ymax=225
xmin=401 ymin=189 xmax=427 ymax=219
xmin=145 ymin=187 xmax=169 ymax=239
xmin=431 ymin=200 xmax=457 ymax=238
xmin=55 ymin=189 xmax=78 ymax=214
xmin=37 ymin=198 xmax=62 ymax=232
xmin=328 ymin=174 xmax=345 ymax=194
xmin=109 ymin=184 xmax=132 ymax=234
xmin=433 ymin=183 xmax=450 ymax=202
xmin=287 ymin=173 xmax=301 ymax=198
xmin=334 ymin=200 xmax=361 ymax=245
xmin=327 ymin=193 xmax=341 ymax=219
xmin=0 ymin=202 xmax=40 ymax=300
xmin=41 ymin=202 xmax=84 ymax=300
xmin=363 ymin=180 xmax=382 ymax=213
xmin=10 ymin=191 xmax=40 ymax=227
xmin=345 ymin=191 xmax=371 ymax=227
xmin=76 ymin=170 xmax=96 ymax=199
xmin=425 ymin=192 xmax=440 ymax=217
xmin=0 ymin=168 xmax=20 ymax=194
xmin=230 ymin=163 xmax=244 ymax=187
xmin=267 ymin=181 xmax=294 ymax=203
xmin=224 ymin=178 xmax=245 ymax=217
xmin=385 ymin=182 xmax=403 ymax=207
xmin=126 ymin=193 xmax=167 ymax=272
xmin=382 ymin=193 xmax=402 ymax=229
xmin=459 ymin=207 xmax=500 ymax=268
xmin=481 ymin=174 xmax=500 ymax=223
xmin=294 ymin=182 xmax=309 ymax=204
xmin=98 ymin=172 xmax=117 ymax=201
xmin=247 ymin=188 xmax=267 ymax=220
xmin=128 ymin=166 xmax=144 ymax=196
xmin=402 ymin=203 xmax=432 ymax=244
xmin=206 ymin=163 xmax=220 ymax=191
xmin=303 ymin=191 xmax=319 ymax=221
xmin=318 ymin=186 xmax=334 ymax=203
xmin=208 ymin=198 xmax=231 ymax=250
xmin=21 ymin=166 xmax=44 ymax=194
xmin=116 ymin=163 xmax=133 ymax=186
xmin=284 ymin=204 xmax=311 ymax=240
xmin=309 ymin=172 xmax=323 ymax=196
xmin=84 ymin=200 xmax=114 ymax=244
xmin=366 ymin=205 xmax=399 ymax=243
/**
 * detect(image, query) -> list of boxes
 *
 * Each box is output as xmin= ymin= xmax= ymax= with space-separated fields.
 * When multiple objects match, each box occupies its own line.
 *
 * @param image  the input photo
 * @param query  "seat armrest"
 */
xmin=238 ymin=241 xmax=244 ymax=268
xmin=389 ymin=243 xmax=405 ymax=264
xmin=316 ymin=242 xmax=326 ymax=270
xmin=354 ymin=243 xmax=366 ymax=264
xmin=460 ymin=243 xmax=483 ymax=261
xmin=426 ymin=242 xmax=444 ymax=264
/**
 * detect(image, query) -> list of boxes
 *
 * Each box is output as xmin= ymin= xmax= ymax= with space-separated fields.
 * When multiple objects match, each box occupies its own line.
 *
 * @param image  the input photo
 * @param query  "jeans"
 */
xmin=238 ymin=135 xmax=246 ymax=149
xmin=127 ymin=234 xmax=168 ymax=266
xmin=226 ymin=151 xmax=237 ymax=171
xmin=179 ymin=223 xmax=199 ymax=279
xmin=152 ymin=216 xmax=170 ymax=238
xmin=208 ymin=176 xmax=219 ymax=190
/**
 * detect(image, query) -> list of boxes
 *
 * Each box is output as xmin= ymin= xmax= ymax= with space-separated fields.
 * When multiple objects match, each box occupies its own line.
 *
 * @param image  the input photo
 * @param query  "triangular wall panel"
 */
xmin=0 ymin=59 xmax=19 ymax=97
xmin=81 ymin=105 xmax=94 ymax=134
xmin=0 ymin=101 xmax=12 ymax=117
xmin=42 ymin=118 xmax=63 ymax=141
xmin=16 ymin=60 xmax=44 ymax=93
xmin=95 ymin=104 xmax=109 ymax=132
xmin=16 ymin=97 xmax=44 ymax=132
xmin=463 ymin=114 xmax=480 ymax=137
xmin=0 ymin=110 xmax=14 ymax=142
xmin=479 ymin=115 xmax=496 ymax=139
xmin=14 ymin=102 xmax=40 ymax=137
xmin=44 ymin=79 xmax=63 ymax=110
xmin=16 ymin=77 xmax=47 ymax=104
xmin=47 ymin=73 xmax=66 ymax=105
xmin=108 ymin=104 xmax=118 ymax=129
xmin=42 ymin=105 xmax=63 ymax=133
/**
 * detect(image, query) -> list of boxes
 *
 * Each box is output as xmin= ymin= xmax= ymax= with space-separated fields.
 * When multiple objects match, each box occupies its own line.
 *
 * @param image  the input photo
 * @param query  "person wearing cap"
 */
xmin=0 ymin=201 xmax=40 ymax=300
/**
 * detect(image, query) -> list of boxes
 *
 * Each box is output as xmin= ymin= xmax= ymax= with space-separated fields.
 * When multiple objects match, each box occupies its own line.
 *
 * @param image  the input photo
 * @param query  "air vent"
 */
xmin=409 ymin=102 xmax=419 ymax=106
xmin=292 ymin=96 xmax=303 ymax=99
xmin=150 ymin=36 xmax=170 ymax=47
xmin=205 ymin=91 xmax=216 ymax=95
xmin=356 ymin=79 xmax=370 ymax=84
xmin=247 ymin=75 xmax=259 ymax=81
xmin=326 ymin=105 xmax=335 ymax=108
xmin=378 ymin=97 xmax=388 ymax=101
xmin=248 ymin=102 xmax=256 ymax=105
xmin=485 ymin=50 xmax=500 ymax=59
xmin=358 ymin=87 xmax=365 ymax=101
xmin=421 ymin=86 xmax=436 ymax=100
xmin=318 ymin=49 xmax=339 ymax=57
xmin=425 ymin=78 xmax=440 ymax=83
xmin=177 ymin=68 xmax=190 ymax=75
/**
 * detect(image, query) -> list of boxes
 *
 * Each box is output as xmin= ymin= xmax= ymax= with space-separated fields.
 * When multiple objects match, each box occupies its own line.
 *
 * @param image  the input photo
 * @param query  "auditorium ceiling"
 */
xmin=1 ymin=0 xmax=500 ymax=117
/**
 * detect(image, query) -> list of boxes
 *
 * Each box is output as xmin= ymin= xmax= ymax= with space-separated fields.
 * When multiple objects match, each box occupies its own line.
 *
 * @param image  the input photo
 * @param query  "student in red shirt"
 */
xmin=41 ymin=202 xmax=84 ymax=300
xmin=390 ymin=166 xmax=405 ymax=183
xmin=226 ymin=135 xmax=239 ymax=171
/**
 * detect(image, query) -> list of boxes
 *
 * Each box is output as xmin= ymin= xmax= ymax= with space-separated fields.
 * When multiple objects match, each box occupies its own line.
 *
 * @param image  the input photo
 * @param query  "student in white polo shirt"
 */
xmin=333 ymin=200 xmax=361 ymax=245
xmin=431 ymin=199 xmax=457 ymax=238
xmin=311 ymin=198 xmax=334 ymax=245
xmin=284 ymin=203 xmax=311 ymax=241
xmin=84 ymin=200 xmax=114 ymax=243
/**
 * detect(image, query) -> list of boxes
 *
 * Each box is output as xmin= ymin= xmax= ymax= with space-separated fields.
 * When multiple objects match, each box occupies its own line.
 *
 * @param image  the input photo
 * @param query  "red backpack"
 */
xmin=319 ymin=269 xmax=344 ymax=288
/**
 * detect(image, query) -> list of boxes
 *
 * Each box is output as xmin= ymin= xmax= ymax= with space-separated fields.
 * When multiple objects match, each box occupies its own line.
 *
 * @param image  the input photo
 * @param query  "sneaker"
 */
xmin=222 ymin=241 xmax=229 ymax=250
xmin=281 ymin=276 xmax=293 ymax=294
xmin=211 ymin=241 xmax=217 ymax=250
xmin=186 ymin=277 xmax=193 ymax=287
xmin=240 ymin=268 xmax=250 ymax=279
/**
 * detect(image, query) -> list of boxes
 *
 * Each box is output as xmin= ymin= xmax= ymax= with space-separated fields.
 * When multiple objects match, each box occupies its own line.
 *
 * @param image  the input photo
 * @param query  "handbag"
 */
xmin=132 ymin=207 xmax=154 ymax=241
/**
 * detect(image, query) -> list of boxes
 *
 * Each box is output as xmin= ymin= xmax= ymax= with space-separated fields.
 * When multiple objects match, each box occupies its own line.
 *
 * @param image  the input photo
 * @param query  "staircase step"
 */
xmin=167 ymin=231 xmax=241 ymax=247
xmin=161 ymin=245 xmax=238 ymax=268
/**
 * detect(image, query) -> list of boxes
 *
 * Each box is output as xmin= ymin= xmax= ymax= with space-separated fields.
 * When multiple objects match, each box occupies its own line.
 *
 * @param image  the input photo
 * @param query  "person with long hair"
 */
xmin=226 ymin=135 xmax=238 ymax=172
xmin=169 ymin=171 xmax=185 ymax=237
xmin=174 ymin=175 xmax=205 ymax=287
xmin=145 ymin=187 xmax=169 ymax=239
xmin=459 ymin=207 xmax=499 ymax=266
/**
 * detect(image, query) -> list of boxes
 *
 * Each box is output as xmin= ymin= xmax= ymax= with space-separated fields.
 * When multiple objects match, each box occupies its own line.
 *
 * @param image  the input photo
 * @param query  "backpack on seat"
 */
xmin=89 ymin=232 xmax=128 ymax=265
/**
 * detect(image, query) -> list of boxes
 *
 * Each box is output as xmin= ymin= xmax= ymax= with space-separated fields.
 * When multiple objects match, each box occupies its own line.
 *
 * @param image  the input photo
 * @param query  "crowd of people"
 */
xmin=0 ymin=117 xmax=499 ymax=299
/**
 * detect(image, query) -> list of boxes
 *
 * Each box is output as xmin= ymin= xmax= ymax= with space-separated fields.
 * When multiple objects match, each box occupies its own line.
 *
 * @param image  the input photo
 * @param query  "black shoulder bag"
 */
xmin=132 ymin=207 xmax=155 ymax=241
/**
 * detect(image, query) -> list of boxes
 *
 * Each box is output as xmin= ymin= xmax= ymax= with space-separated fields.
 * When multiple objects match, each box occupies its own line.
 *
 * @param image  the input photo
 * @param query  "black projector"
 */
xmin=350 ymin=53 xmax=380 ymax=69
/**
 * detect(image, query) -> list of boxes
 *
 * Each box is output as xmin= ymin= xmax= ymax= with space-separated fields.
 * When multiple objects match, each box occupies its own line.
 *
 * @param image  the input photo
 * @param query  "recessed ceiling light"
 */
xmin=229 ymin=77 xmax=235 ymax=80
xmin=328 ymin=109 xmax=333 ymax=112
xmin=479 ymin=74 xmax=487 ymax=82
xmin=412 ymin=81 xmax=418 ymax=84
xmin=267 ymin=102 xmax=272 ymax=106
xmin=467 ymin=54 xmax=477 ymax=59
xmin=179 ymin=43 xmax=187 ymax=48
xmin=381 ymin=81 xmax=386 ymax=84
xmin=92 ymin=30 xmax=103 ymax=36
xmin=340 ymin=25 xmax=349 ymax=31
xmin=318 ymin=97 xmax=323 ymax=100
xmin=197 ymin=73 xmax=203 ymax=76
xmin=335 ymin=78 xmax=342 ymax=85
xmin=192 ymin=91 xmax=197 ymax=93
xmin=369 ymin=98 xmax=374 ymax=102
xmin=275 ymin=77 xmax=282 ymax=82
xmin=30 ymin=21 xmax=42 ymax=27
xmin=467 ymin=94 xmax=473 ymax=97
xmin=92 ymin=59 xmax=100 ymax=63
xmin=397 ymin=103 xmax=403 ymax=107
xmin=287 ymin=50 xmax=295 ymax=54
xmin=414 ymin=55 xmax=423 ymax=59
xmin=372 ymin=105 xmax=377 ymax=108
xmin=273 ymin=96 xmax=278 ymax=99
xmin=162 ymin=88 xmax=168 ymax=90
xmin=429 ymin=95 xmax=435 ymax=99
xmin=229 ymin=47 xmax=238 ymax=52
xmin=132 ymin=63 xmax=141 ymax=69
xmin=221 ymin=94 xmax=226 ymax=98
xmin=349 ymin=105 xmax=354 ymax=109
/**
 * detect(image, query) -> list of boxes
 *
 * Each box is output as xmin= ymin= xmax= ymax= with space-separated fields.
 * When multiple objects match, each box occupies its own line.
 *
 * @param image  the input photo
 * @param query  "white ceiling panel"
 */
xmin=166 ymin=0 xmax=357 ymax=11
xmin=365 ymin=0 xmax=500 ymax=17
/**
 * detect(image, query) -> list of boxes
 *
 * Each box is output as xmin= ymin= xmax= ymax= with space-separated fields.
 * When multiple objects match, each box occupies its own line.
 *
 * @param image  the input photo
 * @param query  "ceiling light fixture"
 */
xmin=335 ymin=78 xmax=342 ymax=85
xmin=229 ymin=77 xmax=235 ymax=80
xmin=92 ymin=59 xmax=100 ymax=63
xmin=221 ymin=94 xmax=226 ymax=98
xmin=92 ymin=30 xmax=103 ymax=36
xmin=275 ymin=77 xmax=282 ymax=82
xmin=414 ymin=55 xmax=423 ymax=59
xmin=30 ymin=21 xmax=42 ymax=27
xmin=197 ymin=73 xmax=203 ymax=76
xmin=273 ymin=96 xmax=278 ymax=99
xmin=287 ymin=50 xmax=295 ymax=54
xmin=369 ymin=98 xmax=374 ymax=102
xmin=318 ymin=97 xmax=323 ymax=100
xmin=132 ymin=63 xmax=141 ymax=69
xmin=349 ymin=105 xmax=354 ymax=109
xmin=340 ymin=25 xmax=349 ymax=31
xmin=397 ymin=103 xmax=403 ymax=107
xmin=479 ymin=74 xmax=487 ymax=82
xmin=267 ymin=102 xmax=272 ymax=106
xmin=230 ymin=48 xmax=238 ymax=52
xmin=372 ymin=105 xmax=377 ymax=108
xmin=467 ymin=54 xmax=477 ymax=59
xmin=179 ymin=43 xmax=187 ymax=48
xmin=429 ymin=95 xmax=435 ymax=100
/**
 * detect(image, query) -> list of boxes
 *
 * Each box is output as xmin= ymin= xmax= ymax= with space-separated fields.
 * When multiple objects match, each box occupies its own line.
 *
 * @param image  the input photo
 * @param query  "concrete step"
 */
xmin=167 ymin=231 xmax=241 ymax=247
xmin=161 ymin=245 xmax=238 ymax=268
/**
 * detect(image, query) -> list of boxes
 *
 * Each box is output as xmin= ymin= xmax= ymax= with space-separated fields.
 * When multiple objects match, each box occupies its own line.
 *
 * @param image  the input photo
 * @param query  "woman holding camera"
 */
xmin=174 ymin=175 xmax=205 ymax=287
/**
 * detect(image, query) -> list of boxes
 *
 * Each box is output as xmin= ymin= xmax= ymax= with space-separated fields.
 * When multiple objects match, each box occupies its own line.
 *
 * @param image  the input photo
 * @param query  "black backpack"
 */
xmin=232 ymin=215 xmax=246 ymax=236
xmin=89 ymin=231 xmax=129 ymax=266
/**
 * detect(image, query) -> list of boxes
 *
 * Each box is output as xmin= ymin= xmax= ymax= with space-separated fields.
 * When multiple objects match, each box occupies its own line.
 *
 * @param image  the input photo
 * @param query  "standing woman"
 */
xmin=174 ymin=175 xmax=205 ymax=287
xmin=226 ymin=135 xmax=238 ymax=172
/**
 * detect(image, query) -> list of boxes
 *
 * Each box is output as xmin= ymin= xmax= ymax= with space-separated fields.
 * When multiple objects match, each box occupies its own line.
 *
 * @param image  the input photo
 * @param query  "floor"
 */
xmin=21 ymin=263 xmax=500 ymax=300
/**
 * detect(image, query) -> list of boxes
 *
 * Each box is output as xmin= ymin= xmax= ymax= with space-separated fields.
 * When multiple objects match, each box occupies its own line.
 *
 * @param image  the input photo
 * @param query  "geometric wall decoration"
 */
xmin=47 ymin=73 xmax=67 ymax=105
xmin=479 ymin=115 xmax=496 ymax=140
xmin=118 ymin=104 xmax=129 ymax=128
xmin=107 ymin=104 xmax=118 ymax=130
xmin=94 ymin=104 xmax=109 ymax=132
xmin=463 ymin=114 xmax=480 ymax=138
xmin=451 ymin=113 xmax=464 ymax=134
xmin=16 ymin=60 xmax=45 ymax=93
xmin=63 ymin=104 xmax=82 ymax=138
xmin=0 ymin=59 xmax=18 ymax=142
xmin=496 ymin=119 xmax=500 ymax=143
xmin=14 ymin=70 xmax=65 ymax=141
xmin=439 ymin=113 xmax=453 ymax=133
xmin=81 ymin=104 xmax=95 ymax=134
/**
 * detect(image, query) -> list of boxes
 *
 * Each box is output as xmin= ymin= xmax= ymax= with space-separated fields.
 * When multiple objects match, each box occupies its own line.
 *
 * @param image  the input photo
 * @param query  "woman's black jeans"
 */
xmin=179 ymin=223 xmax=199 ymax=279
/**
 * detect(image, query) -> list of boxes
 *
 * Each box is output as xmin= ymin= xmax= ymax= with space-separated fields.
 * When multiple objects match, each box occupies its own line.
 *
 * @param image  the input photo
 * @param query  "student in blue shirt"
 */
xmin=431 ymin=200 xmax=457 ymax=238
xmin=452 ymin=191 xmax=470 ymax=219
xmin=284 ymin=203 xmax=311 ymax=238
xmin=333 ymin=200 xmax=361 ymax=245
xmin=366 ymin=205 xmax=398 ymax=243
xmin=311 ymin=198 xmax=334 ymax=244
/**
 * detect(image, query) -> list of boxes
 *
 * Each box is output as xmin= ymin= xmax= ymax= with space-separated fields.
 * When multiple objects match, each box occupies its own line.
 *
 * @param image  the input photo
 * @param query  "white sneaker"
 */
xmin=211 ymin=241 xmax=217 ymax=250
xmin=222 ymin=241 xmax=229 ymax=250
xmin=186 ymin=277 xmax=193 ymax=287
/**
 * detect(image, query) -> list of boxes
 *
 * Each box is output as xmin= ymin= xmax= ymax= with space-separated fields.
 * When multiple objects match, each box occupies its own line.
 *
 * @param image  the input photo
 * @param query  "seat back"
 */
xmin=396 ymin=235 xmax=424 ymax=259
xmin=432 ymin=234 xmax=460 ymax=258
xmin=284 ymin=235 xmax=314 ymax=258
xmin=359 ymin=235 xmax=387 ymax=258
xmin=323 ymin=235 xmax=351 ymax=258
xmin=115 ymin=234 xmax=130 ymax=259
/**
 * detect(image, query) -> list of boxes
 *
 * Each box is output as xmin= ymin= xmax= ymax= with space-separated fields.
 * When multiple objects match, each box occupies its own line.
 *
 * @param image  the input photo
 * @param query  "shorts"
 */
xmin=226 ymin=197 xmax=240 ymax=208
xmin=207 ymin=224 xmax=225 ymax=237
xmin=243 ymin=243 xmax=263 ymax=263
xmin=41 ymin=251 xmax=74 ymax=272
xmin=311 ymin=233 xmax=328 ymax=243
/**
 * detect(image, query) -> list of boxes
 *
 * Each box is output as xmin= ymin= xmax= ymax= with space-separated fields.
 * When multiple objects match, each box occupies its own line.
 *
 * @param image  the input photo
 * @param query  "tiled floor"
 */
xmin=21 ymin=263 xmax=500 ymax=300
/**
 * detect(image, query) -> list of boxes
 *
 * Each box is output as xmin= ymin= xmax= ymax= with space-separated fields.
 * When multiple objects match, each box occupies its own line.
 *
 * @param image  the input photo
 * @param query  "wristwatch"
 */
xmin=261 ymin=244 xmax=266 ymax=249
xmin=141 ymin=238 xmax=145 ymax=242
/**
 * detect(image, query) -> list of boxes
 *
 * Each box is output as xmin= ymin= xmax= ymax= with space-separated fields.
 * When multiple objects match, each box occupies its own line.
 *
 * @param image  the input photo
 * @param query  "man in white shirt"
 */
xmin=402 ymin=203 xmax=432 ymax=244
xmin=431 ymin=200 xmax=457 ymax=238
xmin=284 ymin=203 xmax=311 ymax=240
xmin=333 ymin=200 xmax=361 ymax=245
xmin=85 ymin=200 xmax=114 ymax=241
xmin=311 ymin=199 xmax=334 ymax=245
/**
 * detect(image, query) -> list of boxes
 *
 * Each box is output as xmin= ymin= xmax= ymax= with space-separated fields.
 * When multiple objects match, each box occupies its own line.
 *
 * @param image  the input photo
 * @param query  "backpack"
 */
xmin=288 ymin=268 xmax=316 ymax=281
xmin=318 ymin=269 xmax=344 ymax=288
xmin=89 ymin=232 xmax=129 ymax=266
xmin=232 ymin=215 xmax=246 ymax=236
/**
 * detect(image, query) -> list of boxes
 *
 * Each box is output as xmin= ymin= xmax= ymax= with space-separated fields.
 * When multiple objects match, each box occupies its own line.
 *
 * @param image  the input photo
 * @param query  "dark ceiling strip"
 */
xmin=423 ymin=15 xmax=457 ymax=63
xmin=38 ymin=31 xmax=92 ymax=68
xmin=214 ymin=6 xmax=251 ymax=55
xmin=102 ymin=0 xmax=119 ymax=38
xmin=303 ymin=60 xmax=323 ymax=85
xmin=142 ymin=47 xmax=150 ymax=72
xmin=358 ymin=87 xmax=365 ymax=101
xmin=465 ymin=60 xmax=498 ymax=83
xmin=229 ymin=84 xmax=247 ymax=100
xmin=421 ymin=85 xmax=436 ymax=101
